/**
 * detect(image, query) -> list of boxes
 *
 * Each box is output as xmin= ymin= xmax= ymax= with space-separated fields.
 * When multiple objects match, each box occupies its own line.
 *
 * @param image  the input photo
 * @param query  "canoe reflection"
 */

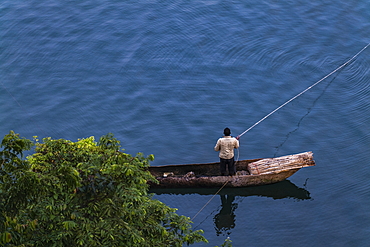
xmin=150 ymin=180 xmax=311 ymax=236
xmin=150 ymin=179 xmax=311 ymax=200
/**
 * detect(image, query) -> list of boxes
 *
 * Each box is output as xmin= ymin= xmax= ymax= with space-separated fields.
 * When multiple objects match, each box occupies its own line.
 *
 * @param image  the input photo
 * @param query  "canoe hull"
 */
xmin=149 ymin=168 xmax=300 ymax=188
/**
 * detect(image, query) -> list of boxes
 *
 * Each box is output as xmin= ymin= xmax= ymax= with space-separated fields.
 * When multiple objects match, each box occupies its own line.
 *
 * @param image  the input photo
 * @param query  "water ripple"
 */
xmin=1 ymin=1 xmax=370 ymax=246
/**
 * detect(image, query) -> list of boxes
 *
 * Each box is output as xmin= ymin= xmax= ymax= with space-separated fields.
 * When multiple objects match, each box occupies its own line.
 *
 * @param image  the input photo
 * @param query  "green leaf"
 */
xmin=0 ymin=132 xmax=208 ymax=246
xmin=63 ymin=221 xmax=77 ymax=230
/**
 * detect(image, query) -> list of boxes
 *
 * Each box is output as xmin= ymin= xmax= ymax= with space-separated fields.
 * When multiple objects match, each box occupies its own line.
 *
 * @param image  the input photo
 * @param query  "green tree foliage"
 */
xmin=216 ymin=237 xmax=233 ymax=247
xmin=0 ymin=131 xmax=207 ymax=246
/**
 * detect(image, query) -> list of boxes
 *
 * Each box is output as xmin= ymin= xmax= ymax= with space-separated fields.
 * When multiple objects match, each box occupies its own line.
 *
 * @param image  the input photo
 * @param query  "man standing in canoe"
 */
xmin=214 ymin=127 xmax=240 ymax=176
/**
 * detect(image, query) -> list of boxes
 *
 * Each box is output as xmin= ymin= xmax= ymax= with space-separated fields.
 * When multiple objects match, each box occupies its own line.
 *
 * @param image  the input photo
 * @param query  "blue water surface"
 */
xmin=1 ymin=1 xmax=369 ymax=246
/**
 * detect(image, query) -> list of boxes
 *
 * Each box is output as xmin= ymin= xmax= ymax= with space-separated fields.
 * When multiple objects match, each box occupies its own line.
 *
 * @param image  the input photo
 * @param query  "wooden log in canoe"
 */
xmin=248 ymin=151 xmax=315 ymax=175
xmin=148 ymin=151 xmax=315 ymax=188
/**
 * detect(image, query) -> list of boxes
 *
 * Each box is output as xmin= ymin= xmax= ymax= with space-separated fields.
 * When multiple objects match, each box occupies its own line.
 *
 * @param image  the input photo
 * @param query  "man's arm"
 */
xmin=214 ymin=139 xmax=221 ymax=151
xmin=235 ymin=139 xmax=239 ymax=149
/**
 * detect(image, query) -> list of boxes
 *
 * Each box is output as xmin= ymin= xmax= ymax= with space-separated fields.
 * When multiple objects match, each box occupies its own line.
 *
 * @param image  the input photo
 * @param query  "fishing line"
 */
xmin=237 ymin=42 xmax=370 ymax=139
xmin=191 ymin=179 xmax=229 ymax=221
xmin=273 ymin=69 xmax=339 ymax=157
xmin=0 ymin=81 xmax=24 ymax=109
xmin=193 ymin=204 xmax=222 ymax=230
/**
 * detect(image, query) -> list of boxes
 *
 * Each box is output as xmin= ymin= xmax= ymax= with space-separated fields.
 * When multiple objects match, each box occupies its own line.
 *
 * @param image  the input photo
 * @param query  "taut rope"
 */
xmin=191 ymin=179 xmax=229 ymax=221
xmin=237 ymin=42 xmax=370 ymax=139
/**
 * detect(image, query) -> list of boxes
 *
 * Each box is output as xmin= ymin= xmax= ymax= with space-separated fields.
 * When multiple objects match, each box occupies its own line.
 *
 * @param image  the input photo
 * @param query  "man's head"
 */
xmin=224 ymin=127 xmax=231 ymax=136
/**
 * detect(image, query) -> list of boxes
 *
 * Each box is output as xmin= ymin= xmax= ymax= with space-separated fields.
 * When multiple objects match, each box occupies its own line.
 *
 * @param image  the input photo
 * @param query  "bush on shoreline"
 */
xmin=0 ymin=131 xmax=207 ymax=246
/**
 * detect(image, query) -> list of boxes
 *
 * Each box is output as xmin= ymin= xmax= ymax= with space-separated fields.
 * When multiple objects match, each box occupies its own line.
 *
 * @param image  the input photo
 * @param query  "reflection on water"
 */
xmin=214 ymin=195 xmax=237 ymax=236
xmin=150 ymin=180 xmax=311 ymax=200
xmin=151 ymin=179 xmax=312 ymax=235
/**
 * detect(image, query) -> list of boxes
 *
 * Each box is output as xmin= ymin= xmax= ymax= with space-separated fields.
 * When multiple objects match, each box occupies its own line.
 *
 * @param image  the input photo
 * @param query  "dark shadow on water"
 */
xmin=150 ymin=179 xmax=311 ymax=200
xmin=213 ymin=194 xmax=237 ymax=236
xmin=150 ymin=179 xmax=312 ymax=236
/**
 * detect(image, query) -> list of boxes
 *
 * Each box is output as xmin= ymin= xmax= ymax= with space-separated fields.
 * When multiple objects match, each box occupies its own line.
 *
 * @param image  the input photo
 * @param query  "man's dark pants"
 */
xmin=220 ymin=157 xmax=236 ymax=176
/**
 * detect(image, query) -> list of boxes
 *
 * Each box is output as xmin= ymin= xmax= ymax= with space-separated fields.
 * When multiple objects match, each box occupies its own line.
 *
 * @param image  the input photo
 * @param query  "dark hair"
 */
xmin=224 ymin=127 xmax=231 ymax=136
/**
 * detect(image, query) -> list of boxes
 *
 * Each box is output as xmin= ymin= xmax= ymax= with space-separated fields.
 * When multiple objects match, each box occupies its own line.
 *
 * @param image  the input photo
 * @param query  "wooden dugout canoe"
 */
xmin=148 ymin=151 xmax=315 ymax=188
